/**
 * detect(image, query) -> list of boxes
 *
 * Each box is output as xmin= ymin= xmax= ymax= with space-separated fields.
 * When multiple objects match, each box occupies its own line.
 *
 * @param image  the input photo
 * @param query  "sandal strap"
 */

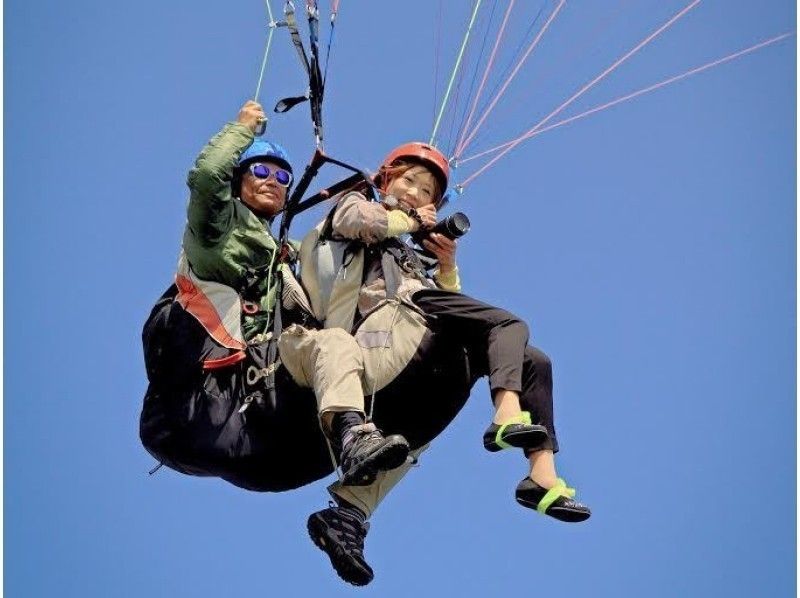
xmin=537 ymin=478 xmax=577 ymax=514
xmin=493 ymin=411 xmax=533 ymax=450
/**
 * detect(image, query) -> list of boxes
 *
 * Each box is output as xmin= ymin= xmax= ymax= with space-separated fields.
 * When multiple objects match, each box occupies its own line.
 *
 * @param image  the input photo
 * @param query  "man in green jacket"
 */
xmin=179 ymin=100 xmax=288 ymax=345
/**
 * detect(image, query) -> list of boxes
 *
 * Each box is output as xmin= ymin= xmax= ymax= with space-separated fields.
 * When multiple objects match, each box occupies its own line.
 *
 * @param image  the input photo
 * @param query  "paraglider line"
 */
xmin=433 ymin=0 xmax=443 ymax=132
xmin=459 ymin=0 xmax=702 ymax=187
xmin=444 ymin=38 xmax=470 ymax=156
xmin=254 ymin=28 xmax=276 ymax=103
xmin=478 ymin=0 xmax=631 ymax=153
xmin=254 ymin=0 xmax=278 ymax=103
xmin=449 ymin=0 xmax=499 ymax=157
xmin=322 ymin=0 xmax=341 ymax=88
xmin=455 ymin=0 xmax=516 ymax=158
xmin=430 ymin=0 xmax=484 ymax=146
xmin=459 ymin=0 xmax=549 ymax=158
xmin=456 ymin=0 xmax=566 ymax=158
xmin=458 ymin=31 xmax=795 ymax=165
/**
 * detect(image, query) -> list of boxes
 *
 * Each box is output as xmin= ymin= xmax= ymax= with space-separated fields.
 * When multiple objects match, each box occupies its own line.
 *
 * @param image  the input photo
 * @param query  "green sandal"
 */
xmin=482 ymin=411 xmax=549 ymax=452
xmin=515 ymin=477 xmax=591 ymax=522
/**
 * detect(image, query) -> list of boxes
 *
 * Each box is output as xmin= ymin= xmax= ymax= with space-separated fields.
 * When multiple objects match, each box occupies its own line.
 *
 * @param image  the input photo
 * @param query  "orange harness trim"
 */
xmin=203 ymin=350 xmax=247 ymax=371
xmin=175 ymin=274 xmax=247 ymax=350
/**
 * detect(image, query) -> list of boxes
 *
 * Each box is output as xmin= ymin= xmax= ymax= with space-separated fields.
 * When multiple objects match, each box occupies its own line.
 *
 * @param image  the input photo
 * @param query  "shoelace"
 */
xmin=330 ymin=513 xmax=367 ymax=552
xmin=342 ymin=424 xmax=383 ymax=455
xmin=361 ymin=429 xmax=386 ymax=444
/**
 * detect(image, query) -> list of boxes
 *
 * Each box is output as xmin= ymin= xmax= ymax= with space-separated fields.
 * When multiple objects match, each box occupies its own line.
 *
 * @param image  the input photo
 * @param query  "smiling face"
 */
xmin=384 ymin=164 xmax=439 ymax=209
xmin=239 ymin=160 xmax=289 ymax=218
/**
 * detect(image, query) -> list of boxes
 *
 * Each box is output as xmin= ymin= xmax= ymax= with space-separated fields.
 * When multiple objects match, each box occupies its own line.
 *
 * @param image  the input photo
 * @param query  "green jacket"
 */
xmin=182 ymin=122 xmax=280 ymax=342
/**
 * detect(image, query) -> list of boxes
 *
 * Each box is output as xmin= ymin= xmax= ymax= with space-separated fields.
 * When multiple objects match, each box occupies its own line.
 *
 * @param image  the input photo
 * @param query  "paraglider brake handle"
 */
xmin=255 ymin=117 xmax=268 ymax=137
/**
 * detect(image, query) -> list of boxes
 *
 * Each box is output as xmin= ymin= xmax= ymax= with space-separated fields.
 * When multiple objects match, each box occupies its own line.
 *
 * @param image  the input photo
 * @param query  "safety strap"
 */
xmin=383 ymin=240 xmax=431 ymax=285
xmin=278 ymin=150 xmax=375 ymax=250
xmin=381 ymin=251 xmax=403 ymax=300
xmin=274 ymin=4 xmax=312 ymax=115
xmin=278 ymin=1 xmax=325 ymax=147
xmin=264 ymin=297 xmax=283 ymax=411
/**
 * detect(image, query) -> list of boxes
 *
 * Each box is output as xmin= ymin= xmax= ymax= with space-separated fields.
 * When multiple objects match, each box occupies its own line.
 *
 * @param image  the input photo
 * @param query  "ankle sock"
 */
xmin=331 ymin=411 xmax=365 ymax=455
xmin=335 ymin=497 xmax=368 ymax=523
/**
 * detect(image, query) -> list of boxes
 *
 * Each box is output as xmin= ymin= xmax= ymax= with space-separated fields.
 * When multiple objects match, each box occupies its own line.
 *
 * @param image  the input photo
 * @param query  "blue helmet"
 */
xmin=238 ymin=139 xmax=292 ymax=174
xmin=233 ymin=139 xmax=292 ymax=197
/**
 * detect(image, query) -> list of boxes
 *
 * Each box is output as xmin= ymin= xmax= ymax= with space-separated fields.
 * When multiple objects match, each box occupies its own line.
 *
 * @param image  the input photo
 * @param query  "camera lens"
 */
xmin=432 ymin=212 xmax=471 ymax=239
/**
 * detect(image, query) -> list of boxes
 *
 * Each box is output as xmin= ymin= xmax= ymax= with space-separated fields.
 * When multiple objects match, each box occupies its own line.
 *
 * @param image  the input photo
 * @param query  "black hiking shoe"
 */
xmin=515 ymin=477 xmax=591 ymax=522
xmin=483 ymin=411 xmax=549 ymax=452
xmin=340 ymin=423 xmax=410 ymax=486
xmin=307 ymin=506 xmax=374 ymax=586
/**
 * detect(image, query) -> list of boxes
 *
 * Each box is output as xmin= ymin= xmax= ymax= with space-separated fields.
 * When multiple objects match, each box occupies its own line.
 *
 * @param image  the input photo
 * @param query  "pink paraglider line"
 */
xmin=455 ymin=0 xmax=517 ymax=157
xmin=458 ymin=0 xmax=702 ymax=188
xmin=455 ymin=0 xmax=566 ymax=158
xmin=479 ymin=0 xmax=632 ymax=150
xmin=457 ymin=31 xmax=795 ymax=167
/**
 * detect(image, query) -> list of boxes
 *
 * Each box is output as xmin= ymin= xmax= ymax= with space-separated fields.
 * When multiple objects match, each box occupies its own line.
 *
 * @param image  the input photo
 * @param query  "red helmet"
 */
xmin=378 ymin=142 xmax=450 ymax=197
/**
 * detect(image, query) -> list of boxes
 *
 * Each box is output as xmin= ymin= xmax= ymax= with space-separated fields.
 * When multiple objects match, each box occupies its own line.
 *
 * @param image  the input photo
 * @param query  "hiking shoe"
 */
xmin=340 ymin=423 xmax=410 ymax=486
xmin=307 ymin=506 xmax=374 ymax=586
xmin=483 ymin=411 xmax=549 ymax=452
xmin=515 ymin=477 xmax=591 ymax=522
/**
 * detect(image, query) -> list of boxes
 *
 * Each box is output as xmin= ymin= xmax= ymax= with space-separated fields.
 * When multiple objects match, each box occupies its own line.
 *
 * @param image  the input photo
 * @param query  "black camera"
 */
xmin=428 ymin=212 xmax=471 ymax=240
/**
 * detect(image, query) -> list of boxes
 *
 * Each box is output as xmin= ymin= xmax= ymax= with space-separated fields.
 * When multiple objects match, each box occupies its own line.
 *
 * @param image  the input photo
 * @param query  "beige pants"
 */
xmin=278 ymin=324 xmax=366 ymax=414
xmin=328 ymin=444 xmax=429 ymax=518
xmin=279 ymin=302 xmax=428 ymax=414
xmin=278 ymin=303 xmax=432 ymax=518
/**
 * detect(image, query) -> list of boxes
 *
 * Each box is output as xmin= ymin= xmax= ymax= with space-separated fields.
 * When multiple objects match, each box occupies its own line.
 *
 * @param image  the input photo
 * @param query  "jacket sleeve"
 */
xmin=185 ymin=122 xmax=254 ymax=245
xmin=434 ymin=266 xmax=462 ymax=292
xmin=331 ymin=192 xmax=417 ymax=244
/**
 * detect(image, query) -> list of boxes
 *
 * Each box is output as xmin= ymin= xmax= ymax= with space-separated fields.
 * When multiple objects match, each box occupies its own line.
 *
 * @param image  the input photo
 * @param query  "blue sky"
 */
xmin=5 ymin=1 xmax=796 ymax=596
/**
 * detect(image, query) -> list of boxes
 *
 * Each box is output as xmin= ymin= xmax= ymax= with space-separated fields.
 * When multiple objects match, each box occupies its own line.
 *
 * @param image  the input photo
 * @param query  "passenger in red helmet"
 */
xmin=280 ymin=142 xmax=590 ymax=586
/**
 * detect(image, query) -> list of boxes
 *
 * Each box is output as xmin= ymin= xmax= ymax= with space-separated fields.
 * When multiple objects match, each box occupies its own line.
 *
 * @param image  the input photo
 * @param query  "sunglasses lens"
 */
xmin=251 ymin=164 xmax=271 ymax=179
xmin=275 ymin=170 xmax=292 ymax=187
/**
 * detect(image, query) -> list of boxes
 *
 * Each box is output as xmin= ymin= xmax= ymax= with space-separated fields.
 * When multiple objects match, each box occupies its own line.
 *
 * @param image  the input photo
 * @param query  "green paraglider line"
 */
xmin=430 ymin=0 xmax=483 ymax=147
xmin=254 ymin=0 xmax=278 ymax=103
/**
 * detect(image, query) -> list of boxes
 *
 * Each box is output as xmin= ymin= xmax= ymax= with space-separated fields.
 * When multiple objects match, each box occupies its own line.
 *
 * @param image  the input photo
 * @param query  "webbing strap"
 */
xmin=278 ymin=151 xmax=374 ymax=249
xmin=265 ymin=296 xmax=283 ymax=411
xmin=381 ymin=252 xmax=403 ymax=300
xmin=285 ymin=2 xmax=311 ymax=74
xmin=305 ymin=1 xmax=325 ymax=145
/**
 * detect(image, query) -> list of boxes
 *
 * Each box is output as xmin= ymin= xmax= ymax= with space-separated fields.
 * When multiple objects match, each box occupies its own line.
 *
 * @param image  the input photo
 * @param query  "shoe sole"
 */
xmin=341 ymin=437 xmax=411 ymax=486
xmin=307 ymin=513 xmax=374 ymax=586
xmin=515 ymin=496 xmax=592 ymax=522
xmin=483 ymin=427 xmax=549 ymax=452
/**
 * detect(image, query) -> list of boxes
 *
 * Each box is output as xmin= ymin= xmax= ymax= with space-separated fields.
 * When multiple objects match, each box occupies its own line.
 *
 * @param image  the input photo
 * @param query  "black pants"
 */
xmin=412 ymin=289 xmax=558 ymax=453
